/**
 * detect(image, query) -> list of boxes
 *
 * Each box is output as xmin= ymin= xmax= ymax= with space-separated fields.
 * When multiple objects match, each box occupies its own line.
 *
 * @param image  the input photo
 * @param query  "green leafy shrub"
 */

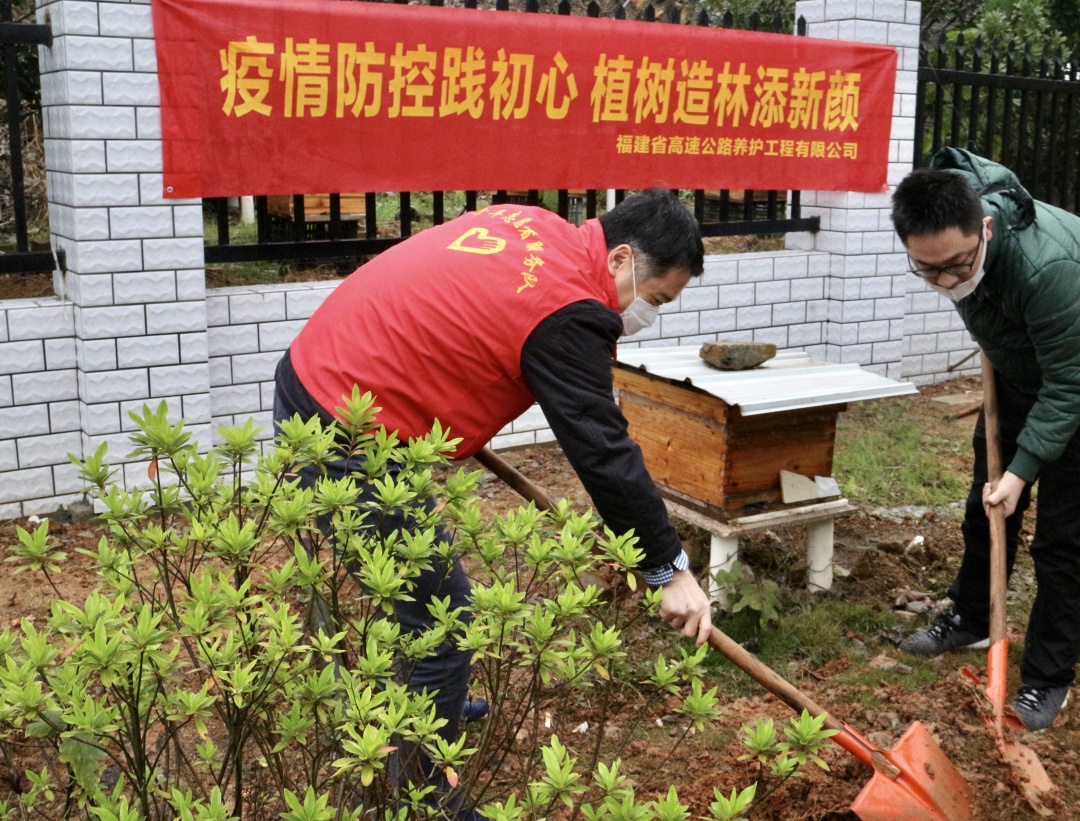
xmin=1 ymin=394 xmax=832 ymax=821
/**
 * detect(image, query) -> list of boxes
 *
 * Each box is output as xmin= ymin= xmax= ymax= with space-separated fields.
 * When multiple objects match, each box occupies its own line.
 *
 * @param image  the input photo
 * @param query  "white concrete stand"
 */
xmin=666 ymin=498 xmax=856 ymax=607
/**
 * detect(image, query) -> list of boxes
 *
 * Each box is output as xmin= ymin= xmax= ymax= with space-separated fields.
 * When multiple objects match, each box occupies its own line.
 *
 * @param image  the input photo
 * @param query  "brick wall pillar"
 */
xmin=788 ymin=0 xmax=921 ymax=379
xmin=37 ymin=0 xmax=211 ymax=481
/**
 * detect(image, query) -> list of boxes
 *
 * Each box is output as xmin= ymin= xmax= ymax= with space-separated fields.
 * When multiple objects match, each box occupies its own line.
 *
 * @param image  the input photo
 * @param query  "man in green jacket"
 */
xmin=892 ymin=147 xmax=1080 ymax=731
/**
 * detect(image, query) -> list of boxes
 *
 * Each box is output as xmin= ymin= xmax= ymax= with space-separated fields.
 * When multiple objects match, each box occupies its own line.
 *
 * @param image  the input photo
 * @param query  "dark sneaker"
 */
xmin=1013 ymin=685 xmax=1070 ymax=732
xmin=898 ymin=609 xmax=989 ymax=656
xmin=462 ymin=697 xmax=489 ymax=722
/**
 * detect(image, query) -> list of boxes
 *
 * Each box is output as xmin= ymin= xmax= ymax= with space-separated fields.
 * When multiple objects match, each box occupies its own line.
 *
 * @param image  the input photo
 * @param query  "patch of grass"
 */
xmin=828 ymin=662 xmax=940 ymax=696
xmin=834 ymin=397 xmax=969 ymax=507
xmin=704 ymin=601 xmax=903 ymax=697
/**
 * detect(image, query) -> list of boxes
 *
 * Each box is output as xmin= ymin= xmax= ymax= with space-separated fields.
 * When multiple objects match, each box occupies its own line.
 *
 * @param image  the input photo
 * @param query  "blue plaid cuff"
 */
xmin=641 ymin=550 xmax=690 ymax=587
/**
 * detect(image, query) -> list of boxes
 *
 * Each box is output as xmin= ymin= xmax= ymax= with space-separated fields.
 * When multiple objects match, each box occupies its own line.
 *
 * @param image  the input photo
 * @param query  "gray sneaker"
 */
xmin=1013 ymin=685 xmax=1070 ymax=732
xmin=898 ymin=609 xmax=990 ymax=656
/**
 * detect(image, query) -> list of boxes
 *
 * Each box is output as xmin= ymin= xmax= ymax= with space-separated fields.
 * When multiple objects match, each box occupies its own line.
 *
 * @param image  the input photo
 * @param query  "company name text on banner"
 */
xmin=151 ymin=0 xmax=898 ymax=198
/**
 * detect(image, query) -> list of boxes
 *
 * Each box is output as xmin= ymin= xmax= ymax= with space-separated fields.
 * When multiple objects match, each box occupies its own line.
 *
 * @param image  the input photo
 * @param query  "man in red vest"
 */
xmin=274 ymin=187 xmax=711 ymax=800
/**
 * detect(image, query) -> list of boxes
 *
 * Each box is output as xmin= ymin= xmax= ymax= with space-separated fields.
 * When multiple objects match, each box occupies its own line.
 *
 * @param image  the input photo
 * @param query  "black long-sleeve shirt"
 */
xmin=520 ymin=299 xmax=683 ymax=572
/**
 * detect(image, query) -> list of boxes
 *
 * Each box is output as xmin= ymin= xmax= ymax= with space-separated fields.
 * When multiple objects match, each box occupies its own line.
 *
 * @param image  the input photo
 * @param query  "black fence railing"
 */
xmin=206 ymin=3 xmax=819 ymax=271
xmin=0 ymin=0 xmax=62 ymax=276
xmin=915 ymin=34 xmax=1080 ymax=215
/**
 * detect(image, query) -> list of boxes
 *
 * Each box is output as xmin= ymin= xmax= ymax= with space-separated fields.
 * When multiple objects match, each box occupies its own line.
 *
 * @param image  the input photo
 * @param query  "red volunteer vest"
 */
xmin=290 ymin=206 xmax=619 ymax=458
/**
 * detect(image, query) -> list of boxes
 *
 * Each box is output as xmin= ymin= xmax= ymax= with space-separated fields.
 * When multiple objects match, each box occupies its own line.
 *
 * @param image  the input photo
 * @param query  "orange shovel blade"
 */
xmin=850 ymin=721 xmax=973 ymax=821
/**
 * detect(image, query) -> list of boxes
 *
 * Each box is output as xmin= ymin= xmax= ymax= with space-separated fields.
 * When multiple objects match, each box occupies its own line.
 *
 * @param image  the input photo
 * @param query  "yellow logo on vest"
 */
xmin=448 ymin=227 xmax=507 ymax=255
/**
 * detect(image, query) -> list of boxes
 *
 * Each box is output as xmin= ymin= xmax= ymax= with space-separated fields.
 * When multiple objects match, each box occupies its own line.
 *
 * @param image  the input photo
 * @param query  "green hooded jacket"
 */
xmin=929 ymin=147 xmax=1080 ymax=481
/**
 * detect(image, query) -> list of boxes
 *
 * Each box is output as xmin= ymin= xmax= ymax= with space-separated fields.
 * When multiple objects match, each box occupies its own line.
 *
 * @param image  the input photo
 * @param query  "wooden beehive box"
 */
xmin=266 ymin=193 xmax=367 ymax=219
xmin=613 ymin=364 xmax=844 ymax=515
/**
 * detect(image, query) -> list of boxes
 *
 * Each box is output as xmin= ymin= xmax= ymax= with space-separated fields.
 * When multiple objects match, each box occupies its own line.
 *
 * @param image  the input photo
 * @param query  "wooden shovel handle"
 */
xmin=981 ymin=353 xmax=1008 ymax=647
xmin=474 ymin=447 xmax=559 ymax=513
xmin=981 ymin=353 xmax=1010 ymax=722
xmin=707 ymin=627 xmax=898 ymax=775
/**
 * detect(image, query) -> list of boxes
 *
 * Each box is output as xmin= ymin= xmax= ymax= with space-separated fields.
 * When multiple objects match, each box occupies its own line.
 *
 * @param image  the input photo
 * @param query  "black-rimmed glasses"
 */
xmin=907 ymin=232 xmax=984 ymax=280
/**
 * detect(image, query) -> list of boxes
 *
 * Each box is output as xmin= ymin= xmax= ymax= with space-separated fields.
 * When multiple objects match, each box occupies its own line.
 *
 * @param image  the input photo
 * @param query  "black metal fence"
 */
xmin=206 ymin=2 xmax=819 ymax=270
xmin=0 ymin=0 xmax=61 ymax=276
xmin=915 ymin=34 xmax=1080 ymax=215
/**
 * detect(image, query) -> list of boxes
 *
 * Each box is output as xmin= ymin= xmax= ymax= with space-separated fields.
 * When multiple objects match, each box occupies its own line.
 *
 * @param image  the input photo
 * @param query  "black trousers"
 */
xmin=949 ymin=371 xmax=1080 ymax=688
xmin=272 ymin=355 xmax=473 ymax=788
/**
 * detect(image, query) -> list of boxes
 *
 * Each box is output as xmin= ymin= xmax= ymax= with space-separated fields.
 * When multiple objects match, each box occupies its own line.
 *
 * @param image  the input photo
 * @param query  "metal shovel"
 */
xmin=958 ymin=353 xmax=1056 ymax=815
xmin=475 ymin=446 xmax=973 ymax=821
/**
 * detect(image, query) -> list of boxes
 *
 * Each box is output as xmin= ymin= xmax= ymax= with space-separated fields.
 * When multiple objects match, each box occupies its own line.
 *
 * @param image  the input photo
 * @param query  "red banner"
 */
xmin=151 ymin=0 xmax=898 ymax=198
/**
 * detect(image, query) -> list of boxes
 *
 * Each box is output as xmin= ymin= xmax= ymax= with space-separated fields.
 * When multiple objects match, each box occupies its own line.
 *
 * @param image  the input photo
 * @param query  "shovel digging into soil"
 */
xmin=476 ymin=446 xmax=974 ymax=821
xmin=958 ymin=353 xmax=1056 ymax=816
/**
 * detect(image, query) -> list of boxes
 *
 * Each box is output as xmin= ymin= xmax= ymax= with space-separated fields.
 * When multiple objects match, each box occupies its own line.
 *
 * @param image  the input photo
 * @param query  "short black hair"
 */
xmin=891 ymin=168 xmax=984 ymax=243
xmin=599 ymin=188 xmax=704 ymax=278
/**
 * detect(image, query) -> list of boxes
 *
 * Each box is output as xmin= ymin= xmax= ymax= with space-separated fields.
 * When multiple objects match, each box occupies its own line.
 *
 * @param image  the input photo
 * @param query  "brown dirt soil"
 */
xmin=2 ymin=378 xmax=1079 ymax=820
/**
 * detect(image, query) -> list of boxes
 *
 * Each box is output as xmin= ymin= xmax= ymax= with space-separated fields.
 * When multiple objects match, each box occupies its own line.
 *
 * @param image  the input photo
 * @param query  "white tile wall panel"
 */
xmin=208 ymin=324 xmax=259 ymax=356
xmin=97 ymin=3 xmax=152 ymax=38
xmin=229 ymin=351 xmax=284 ymax=382
xmin=678 ymin=285 xmax=718 ymax=311
xmin=659 ymin=311 xmax=699 ymax=337
xmin=49 ymin=139 xmax=108 ymax=174
xmin=772 ymin=301 xmax=807 ymax=325
xmin=773 ymin=254 xmax=808 ymax=278
xmin=143 ymin=237 xmax=204 ymax=270
xmin=13 ymin=370 xmax=79 ymax=403
xmin=175 ymin=269 xmax=206 ymax=301
xmin=68 ymin=105 xmax=137 ymax=139
xmin=208 ymin=357 xmax=233 ymax=387
xmin=150 ymin=364 xmax=208 ymax=397
xmin=282 ymin=288 xmax=331 ymax=320
xmin=80 ymin=368 xmax=148 ymax=403
xmin=737 ymin=256 xmax=774 ymax=281
xmin=131 ymin=36 xmax=157 ymax=72
xmin=49 ymin=400 xmax=82 ymax=432
xmin=701 ymin=258 xmax=738 ymax=286
xmin=0 ymin=403 xmax=51 ymax=437
xmin=788 ymin=322 xmax=824 ymax=347
xmin=54 ymin=1 xmax=101 ymax=35
xmin=102 ymin=72 xmax=159 ymax=106
xmin=258 ymin=320 xmax=306 ymax=352
xmin=75 ymin=338 xmax=118 ymax=371
xmin=736 ymin=305 xmax=773 ymax=330
xmin=106 ymin=139 xmax=161 ymax=173
xmin=755 ymin=280 xmax=791 ymax=304
xmin=77 ymin=304 xmax=147 ymax=338
xmin=717 ymin=282 xmax=755 ymax=307
xmin=116 ymin=334 xmax=179 ymax=368
xmin=181 ymin=391 xmax=212 ymax=425
xmin=179 ymin=332 xmax=208 ymax=364
xmin=70 ymin=238 xmax=143 ymax=272
xmin=136 ymin=105 xmax=160 ymax=137
xmin=228 ymin=292 xmax=287 ymax=323
xmin=52 ymin=462 xmax=88 ymax=494
xmin=700 ymin=308 xmax=737 ymax=334
xmin=791 ymin=277 xmax=825 ymax=301
xmin=81 ymin=402 xmax=120 ymax=435
xmin=145 ymin=301 xmax=206 ymax=334
xmin=172 ymin=206 xmax=204 ymax=237
xmin=16 ymin=431 xmax=84 ymax=468
xmin=0 ymin=466 xmax=55 ymax=504
xmin=110 ymin=206 xmax=174 ymax=239
xmin=113 ymin=270 xmax=177 ymax=304
xmin=0 ymin=341 xmax=46 ymax=374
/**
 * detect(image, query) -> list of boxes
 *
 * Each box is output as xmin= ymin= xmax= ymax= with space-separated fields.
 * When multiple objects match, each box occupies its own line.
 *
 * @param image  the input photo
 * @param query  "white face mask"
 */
xmin=620 ymin=255 xmax=659 ymax=337
xmin=928 ymin=224 xmax=988 ymax=303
